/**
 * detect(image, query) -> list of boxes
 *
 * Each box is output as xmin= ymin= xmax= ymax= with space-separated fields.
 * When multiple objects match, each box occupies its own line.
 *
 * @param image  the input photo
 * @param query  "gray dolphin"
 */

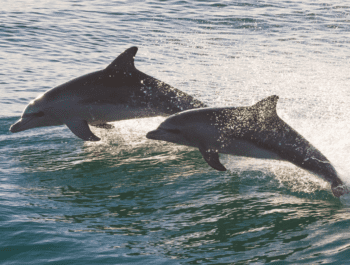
xmin=10 ymin=47 xmax=205 ymax=141
xmin=146 ymin=95 xmax=348 ymax=197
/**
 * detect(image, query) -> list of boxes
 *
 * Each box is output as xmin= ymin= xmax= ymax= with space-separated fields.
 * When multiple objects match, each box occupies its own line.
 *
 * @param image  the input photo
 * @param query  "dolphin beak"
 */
xmin=10 ymin=117 xmax=34 ymax=133
xmin=146 ymin=129 xmax=166 ymax=140
xmin=10 ymin=119 xmax=24 ymax=133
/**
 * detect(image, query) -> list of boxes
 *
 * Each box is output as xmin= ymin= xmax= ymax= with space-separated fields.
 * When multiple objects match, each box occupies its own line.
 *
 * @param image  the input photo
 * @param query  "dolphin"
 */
xmin=10 ymin=47 xmax=206 ymax=141
xmin=146 ymin=95 xmax=349 ymax=197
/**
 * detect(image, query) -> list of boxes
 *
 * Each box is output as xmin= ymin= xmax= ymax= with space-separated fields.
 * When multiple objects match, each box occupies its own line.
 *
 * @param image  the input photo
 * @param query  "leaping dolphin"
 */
xmin=10 ymin=47 xmax=206 ymax=141
xmin=146 ymin=95 xmax=349 ymax=197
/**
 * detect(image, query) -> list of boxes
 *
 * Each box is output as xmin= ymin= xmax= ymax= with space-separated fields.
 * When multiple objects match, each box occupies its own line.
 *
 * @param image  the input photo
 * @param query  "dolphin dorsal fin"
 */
xmin=252 ymin=95 xmax=279 ymax=119
xmin=106 ymin=46 xmax=138 ymax=72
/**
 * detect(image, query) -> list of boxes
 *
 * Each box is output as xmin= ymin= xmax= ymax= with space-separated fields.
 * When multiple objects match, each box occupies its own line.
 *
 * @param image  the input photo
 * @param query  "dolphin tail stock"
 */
xmin=91 ymin=123 xmax=115 ymax=129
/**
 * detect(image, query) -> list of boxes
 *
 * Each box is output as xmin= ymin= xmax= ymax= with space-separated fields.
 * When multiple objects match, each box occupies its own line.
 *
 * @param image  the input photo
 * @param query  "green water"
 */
xmin=2 ymin=0 xmax=350 ymax=264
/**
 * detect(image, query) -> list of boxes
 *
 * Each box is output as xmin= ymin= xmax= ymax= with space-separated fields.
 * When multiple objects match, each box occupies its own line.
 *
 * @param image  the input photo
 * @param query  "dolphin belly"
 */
xmin=219 ymin=139 xmax=283 ymax=161
xmin=78 ymin=103 xmax=166 ymax=124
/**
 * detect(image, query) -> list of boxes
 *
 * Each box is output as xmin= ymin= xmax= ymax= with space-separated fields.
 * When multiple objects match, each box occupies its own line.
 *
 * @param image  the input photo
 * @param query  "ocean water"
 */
xmin=1 ymin=0 xmax=350 ymax=264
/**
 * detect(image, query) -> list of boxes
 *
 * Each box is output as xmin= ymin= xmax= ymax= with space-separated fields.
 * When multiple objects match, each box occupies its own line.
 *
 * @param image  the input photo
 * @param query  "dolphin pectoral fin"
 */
xmin=65 ymin=120 xmax=101 ymax=141
xmin=91 ymin=123 xmax=115 ymax=129
xmin=199 ymin=148 xmax=227 ymax=171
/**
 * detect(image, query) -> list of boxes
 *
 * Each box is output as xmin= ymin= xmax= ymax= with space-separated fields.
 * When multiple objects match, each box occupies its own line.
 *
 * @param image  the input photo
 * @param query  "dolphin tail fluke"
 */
xmin=65 ymin=120 xmax=101 ymax=141
xmin=331 ymin=183 xmax=350 ymax=198
xmin=199 ymin=147 xmax=227 ymax=171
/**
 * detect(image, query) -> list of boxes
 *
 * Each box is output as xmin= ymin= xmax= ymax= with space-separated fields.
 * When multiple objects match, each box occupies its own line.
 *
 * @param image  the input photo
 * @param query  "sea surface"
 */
xmin=1 ymin=0 xmax=350 ymax=264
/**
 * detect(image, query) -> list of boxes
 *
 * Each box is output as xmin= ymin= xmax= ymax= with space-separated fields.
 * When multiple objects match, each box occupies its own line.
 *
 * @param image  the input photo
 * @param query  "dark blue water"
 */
xmin=2 ymin=0 xmax=350 ymax=264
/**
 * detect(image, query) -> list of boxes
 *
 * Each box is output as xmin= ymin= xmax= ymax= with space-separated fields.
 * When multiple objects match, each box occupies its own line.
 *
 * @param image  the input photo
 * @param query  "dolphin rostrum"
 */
xmin=146 ymin=95 xmax=348 ymax=197
xmin=10 ymin=47 xmax=206 ymax=141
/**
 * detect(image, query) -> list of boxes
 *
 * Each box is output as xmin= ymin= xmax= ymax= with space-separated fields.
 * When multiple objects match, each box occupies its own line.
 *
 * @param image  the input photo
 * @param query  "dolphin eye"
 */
xmin=166 ymin=129 xmax=181 ymax=134
xmin=34 ymin=111 xmax=45 ymax=117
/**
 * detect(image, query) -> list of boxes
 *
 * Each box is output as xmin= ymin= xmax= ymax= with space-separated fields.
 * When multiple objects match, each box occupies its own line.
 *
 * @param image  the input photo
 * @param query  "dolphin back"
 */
xmin=103 ymin=47 xmax=207 ymax=114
